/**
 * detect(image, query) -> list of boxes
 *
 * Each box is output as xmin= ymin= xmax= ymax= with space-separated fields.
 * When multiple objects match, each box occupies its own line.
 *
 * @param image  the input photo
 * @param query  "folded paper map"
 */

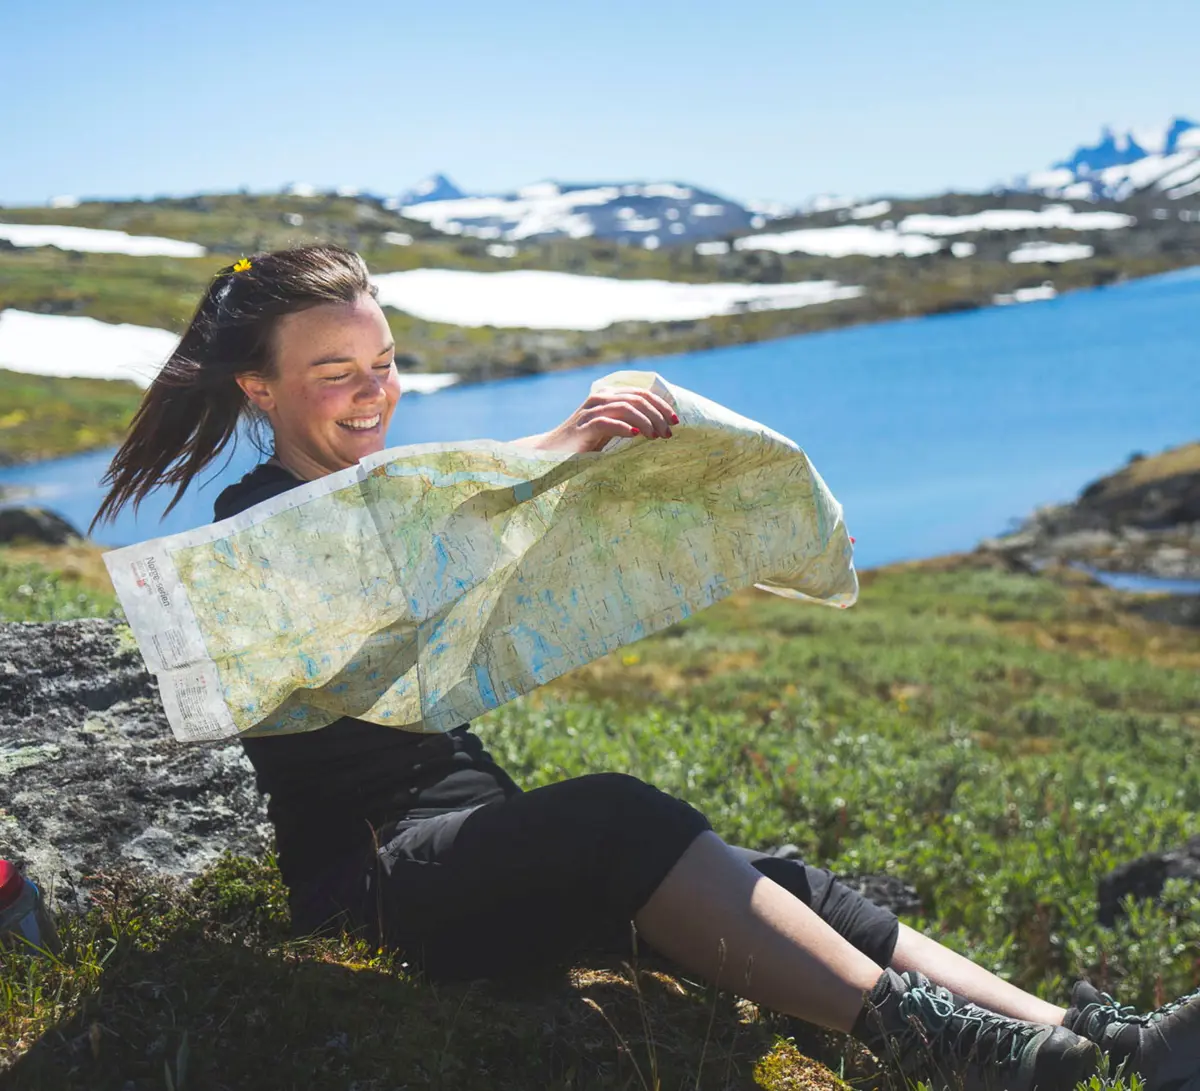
xmin=104 ymin=371 xmax=857 ymax=743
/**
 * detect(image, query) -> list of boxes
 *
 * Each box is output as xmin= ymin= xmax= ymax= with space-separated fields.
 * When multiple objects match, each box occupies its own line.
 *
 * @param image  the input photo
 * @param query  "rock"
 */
xmin=1097 ymin=835 xmax=1200 ymax=927
xmin=768 ymin=845 xmax=923 ymax=917
xmin=0 ymin=619 xmax=270 ymax=912
xmin=0 ymin=506 xmax=82 ymax=546
xmin=836 ymin=873 xmax=924 ymax=917
xmin=982 ymin=441 xmax=1200 ymax=581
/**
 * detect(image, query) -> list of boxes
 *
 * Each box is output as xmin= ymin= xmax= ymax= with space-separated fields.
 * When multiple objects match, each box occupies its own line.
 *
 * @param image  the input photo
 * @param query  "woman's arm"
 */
xmin=512 ymin=387 xmax=679 ymax=454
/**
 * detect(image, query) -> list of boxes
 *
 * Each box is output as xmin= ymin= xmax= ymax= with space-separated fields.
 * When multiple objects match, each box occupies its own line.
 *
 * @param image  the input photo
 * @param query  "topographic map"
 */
xmin=105 ymin=371 xmax=858 ymax=743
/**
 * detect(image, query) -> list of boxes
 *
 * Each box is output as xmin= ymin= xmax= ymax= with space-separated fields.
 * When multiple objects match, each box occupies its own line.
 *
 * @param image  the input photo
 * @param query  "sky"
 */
xmin=2 ymin=0 xmax=1198 ymax=209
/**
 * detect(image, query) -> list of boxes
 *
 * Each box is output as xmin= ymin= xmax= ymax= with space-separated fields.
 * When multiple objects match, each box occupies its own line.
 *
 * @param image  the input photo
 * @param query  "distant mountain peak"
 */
xmin=394 ymin=176 xmax=786 ymax=246
xmin=1019 ymin=115 xmax=1200 ymax=202
xmin=401 ymin=173 xmax=465 ymax=205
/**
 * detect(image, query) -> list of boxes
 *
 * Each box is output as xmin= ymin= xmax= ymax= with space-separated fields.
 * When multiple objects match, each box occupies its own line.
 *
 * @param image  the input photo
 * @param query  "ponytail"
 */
xmin=90 ymin=245 xmax=375 ymax=534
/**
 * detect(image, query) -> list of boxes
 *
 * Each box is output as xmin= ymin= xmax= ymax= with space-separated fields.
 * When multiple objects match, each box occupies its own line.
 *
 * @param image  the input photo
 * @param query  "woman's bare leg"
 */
xmin=634 ymin=831 xmax=882 ymax=1031
xmin=889 ymin=923 xmax=1066 ymax=1025
xmin=635 ymin=832 xmax=1068 ymax=1033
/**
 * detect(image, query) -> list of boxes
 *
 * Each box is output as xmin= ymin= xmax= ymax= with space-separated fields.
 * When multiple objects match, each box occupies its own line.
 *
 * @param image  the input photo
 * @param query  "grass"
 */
xmin=1083 ymin=441 xmax=1200 ymax=497
xmin=0 ymin=368 xmax=144 ymax=466
xmin=2 ymin=546 xmax=1198 ymax=1087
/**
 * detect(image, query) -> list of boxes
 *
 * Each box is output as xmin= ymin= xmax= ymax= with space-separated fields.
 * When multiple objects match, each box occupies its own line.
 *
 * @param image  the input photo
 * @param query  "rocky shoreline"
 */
xmin=980 ymin=441 xmax=1200 ymax=581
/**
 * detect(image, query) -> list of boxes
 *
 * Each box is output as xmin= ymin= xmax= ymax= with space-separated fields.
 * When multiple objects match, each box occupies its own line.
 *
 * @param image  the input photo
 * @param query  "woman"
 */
xmin=92 ymin=245 xmax=1200 ymax=1091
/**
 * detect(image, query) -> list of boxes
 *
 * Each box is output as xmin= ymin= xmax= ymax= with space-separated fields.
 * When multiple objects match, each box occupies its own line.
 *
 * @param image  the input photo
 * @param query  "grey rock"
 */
xmin=0 ymin=506 xmax=82 ymax=545
xmin=768 ymin=845 xmax=923 ymax=917
xmin=0 ymin=618 xmax=270 ymax=912
xmin=1098 ymin=835 xmax=1200 ymax=927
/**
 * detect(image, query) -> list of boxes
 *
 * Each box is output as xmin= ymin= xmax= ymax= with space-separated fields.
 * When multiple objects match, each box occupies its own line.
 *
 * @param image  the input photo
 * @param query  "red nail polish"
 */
xmin=671 ymin=414 xmax=679 ymax=424
xmin=850 ymin=537 xmax=856 ymax=544
xmin=630 ymin=428 xmax=639 ymax=435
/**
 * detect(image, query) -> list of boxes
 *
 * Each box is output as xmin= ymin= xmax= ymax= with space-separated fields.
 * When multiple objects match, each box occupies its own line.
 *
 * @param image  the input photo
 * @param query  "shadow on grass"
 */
xmin=3 ymin=892 xmax=868 ymax=1091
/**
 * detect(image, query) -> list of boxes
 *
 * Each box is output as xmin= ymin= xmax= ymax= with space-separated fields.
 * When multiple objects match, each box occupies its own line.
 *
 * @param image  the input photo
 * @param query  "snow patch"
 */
xmin=899 ymin=208 xmax=1134 ymax=235
xmin=383 ymin=232 xmax=413 ymax=246
xmin=0 ymin=223 xmax=206 ymax=258
xmin=1008 ymin=241 xmax=1095 ymax=264
xmin=735 ymin=225 xmax=942 ymax=258
xmin=0 ymin=310 xmax=179 ymax=386
xmin=398 ymin=372 xmax=460 ymax=394
xmin=850 ymin=200 xmax=892 ymax=220
xmin=993 ymin=282 xmax=1057 ymax=306
xmin=809 ymin=195 xmax=857 ymax=213
xmin=0 ymin=310 xmax=458 ymax=394
xmin=371 ymin=269 xmax=863 ymax=331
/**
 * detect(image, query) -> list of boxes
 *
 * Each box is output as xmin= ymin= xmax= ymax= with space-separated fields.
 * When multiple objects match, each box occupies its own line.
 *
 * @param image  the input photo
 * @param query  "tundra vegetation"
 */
xmin=1 ymin=539 xmax=1197 ymax=1089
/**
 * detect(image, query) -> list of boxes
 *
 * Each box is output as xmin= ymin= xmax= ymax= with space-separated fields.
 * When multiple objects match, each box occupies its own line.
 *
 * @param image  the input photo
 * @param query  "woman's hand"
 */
xmin=521 ymin=387 xmax=680 ymax=454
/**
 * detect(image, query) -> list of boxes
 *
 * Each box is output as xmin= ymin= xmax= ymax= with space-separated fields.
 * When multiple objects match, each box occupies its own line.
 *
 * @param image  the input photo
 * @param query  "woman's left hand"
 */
xmin=523 ymin=387 xmax=680 ymax=454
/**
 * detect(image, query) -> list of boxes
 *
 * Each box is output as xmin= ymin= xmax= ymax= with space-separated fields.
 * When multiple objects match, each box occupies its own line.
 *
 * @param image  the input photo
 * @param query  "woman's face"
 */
xmin=237 ymin=293 xmax=402 ymax=479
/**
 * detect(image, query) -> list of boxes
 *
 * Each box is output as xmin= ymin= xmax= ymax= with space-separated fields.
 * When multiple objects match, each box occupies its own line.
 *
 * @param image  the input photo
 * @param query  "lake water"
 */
xmin=2 ymin=267 xmax=1198 ymax=571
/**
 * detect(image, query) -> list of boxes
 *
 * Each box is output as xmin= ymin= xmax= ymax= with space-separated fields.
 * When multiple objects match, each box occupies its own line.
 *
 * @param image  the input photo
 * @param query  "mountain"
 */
xmin=393 ymin=178 xmax=777 ymax=247
xmin=1020 ymin=116 xmax=1200 ymax=202
xmin=398 ymin=173 xmax=466 ymax=206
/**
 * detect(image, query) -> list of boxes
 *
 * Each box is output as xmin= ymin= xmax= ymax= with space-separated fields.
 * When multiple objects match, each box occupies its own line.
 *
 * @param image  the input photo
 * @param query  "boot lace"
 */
xmin=1078 ymin=986 xmax=1200 ymax=1033
xmin=898 ymin=981 xmax=1042 ymax=1069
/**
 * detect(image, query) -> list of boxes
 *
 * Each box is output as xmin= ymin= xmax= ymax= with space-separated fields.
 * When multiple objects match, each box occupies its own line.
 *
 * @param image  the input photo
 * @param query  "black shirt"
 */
xmin=213 ymin=462 xmax=519 ymax=885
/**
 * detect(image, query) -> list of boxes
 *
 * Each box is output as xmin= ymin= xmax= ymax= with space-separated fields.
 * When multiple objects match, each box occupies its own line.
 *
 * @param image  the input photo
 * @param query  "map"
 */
xmin=104 ymin=371 xmax=858 ymax=743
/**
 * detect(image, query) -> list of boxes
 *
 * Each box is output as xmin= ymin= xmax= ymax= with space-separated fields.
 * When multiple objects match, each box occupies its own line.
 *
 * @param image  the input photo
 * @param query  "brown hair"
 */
xmin=90 ymin=244 xmax=376 ymax=533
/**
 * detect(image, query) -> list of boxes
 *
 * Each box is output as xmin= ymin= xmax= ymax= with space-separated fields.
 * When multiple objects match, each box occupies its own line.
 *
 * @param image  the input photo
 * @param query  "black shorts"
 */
xmin=290 ymin=772 xmax=900 ymax=982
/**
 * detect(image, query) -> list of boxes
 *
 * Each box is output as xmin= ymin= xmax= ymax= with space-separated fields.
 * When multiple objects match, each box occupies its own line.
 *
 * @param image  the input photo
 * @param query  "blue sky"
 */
xmin=2 ymin=0 xmax=1197 ymax=208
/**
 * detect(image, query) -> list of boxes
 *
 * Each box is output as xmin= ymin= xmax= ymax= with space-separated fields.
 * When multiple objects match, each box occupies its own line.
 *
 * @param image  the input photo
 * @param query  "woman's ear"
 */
xmin=235 ymin=372 xmax=276 ymax=413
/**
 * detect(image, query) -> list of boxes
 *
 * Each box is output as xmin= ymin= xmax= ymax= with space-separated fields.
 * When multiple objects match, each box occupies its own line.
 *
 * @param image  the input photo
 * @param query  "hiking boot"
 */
xmin=855 ymin=968 xmax=1098 ymax=1091
xmin=1065 ymin=979 xmax=1200 ymax=1090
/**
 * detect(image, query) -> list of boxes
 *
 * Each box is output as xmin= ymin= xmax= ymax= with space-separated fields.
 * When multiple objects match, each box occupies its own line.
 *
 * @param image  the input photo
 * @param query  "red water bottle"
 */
xmin=0 ymin=859 xmax=61 ymax=956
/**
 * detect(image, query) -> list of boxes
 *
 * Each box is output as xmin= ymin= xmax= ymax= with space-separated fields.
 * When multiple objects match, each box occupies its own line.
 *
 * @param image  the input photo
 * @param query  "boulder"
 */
xmin=1097 ymin=835 xmax=1200 ymax=927
xmin=769 ymin=844 xmax=923 ymax=917
xmin=0 ymin=506 xmax=82 ymax=546
xmin=981 ymin=442 xmax=1200 ymax=580
xmin=0 ymin=619 xmax=270 ymax=912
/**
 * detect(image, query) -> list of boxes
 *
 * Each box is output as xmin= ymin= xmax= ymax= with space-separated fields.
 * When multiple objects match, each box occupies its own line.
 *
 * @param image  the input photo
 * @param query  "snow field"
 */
xmin=0 ymin=310 xmax=457 ymax=393
xmin=371 ymin=269 xmax=863 ymax=331
xmin=0 ymin=223 xmax=206 ymax=258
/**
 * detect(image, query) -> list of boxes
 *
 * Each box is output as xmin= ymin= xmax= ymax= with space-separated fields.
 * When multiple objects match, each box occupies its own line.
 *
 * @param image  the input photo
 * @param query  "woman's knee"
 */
xmin=554 ymin=772 xmax=712 ymax=861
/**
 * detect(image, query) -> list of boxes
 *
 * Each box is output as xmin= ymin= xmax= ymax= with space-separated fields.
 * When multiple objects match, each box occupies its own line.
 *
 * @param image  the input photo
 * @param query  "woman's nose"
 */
xmin=355 ymin=371 xmax=385 ymax=398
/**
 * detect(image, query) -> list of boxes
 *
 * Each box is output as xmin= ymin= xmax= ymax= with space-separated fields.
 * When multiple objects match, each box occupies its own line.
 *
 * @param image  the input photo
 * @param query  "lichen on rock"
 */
xmin=0 ymin=618 xmax=270 ymax=911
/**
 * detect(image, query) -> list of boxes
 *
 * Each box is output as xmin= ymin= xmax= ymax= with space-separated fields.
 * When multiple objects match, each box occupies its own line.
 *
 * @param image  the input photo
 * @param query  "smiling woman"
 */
xmin=234 ymin=295 xmax=401 ymax=482
xmin=88 ymin=244 xmax=1200 ymax=1091
xmin=89 ymin=245 xmax=382 ymax=530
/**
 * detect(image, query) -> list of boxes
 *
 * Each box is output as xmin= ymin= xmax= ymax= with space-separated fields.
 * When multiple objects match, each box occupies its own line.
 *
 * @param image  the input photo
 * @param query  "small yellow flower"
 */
xmin=232 ymin=258 xmax=252 ymax=273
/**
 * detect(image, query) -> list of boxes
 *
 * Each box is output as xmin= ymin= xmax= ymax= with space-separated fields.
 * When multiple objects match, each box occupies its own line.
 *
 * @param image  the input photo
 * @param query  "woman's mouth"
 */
xmin=337 ymin=414 xmax=382 ymax=433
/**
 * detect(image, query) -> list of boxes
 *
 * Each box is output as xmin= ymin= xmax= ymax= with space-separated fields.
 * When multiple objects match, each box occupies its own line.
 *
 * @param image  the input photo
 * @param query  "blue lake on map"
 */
xmin=2 ymin=266 xmax=1197 ymax=572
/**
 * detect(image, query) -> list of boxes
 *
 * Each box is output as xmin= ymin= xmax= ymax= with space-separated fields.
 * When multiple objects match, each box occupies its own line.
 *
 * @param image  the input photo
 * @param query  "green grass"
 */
xmin=2 ymin=552 xmax=1196 ymax=1087
xmin=0 ymin=368 xmax=144 ymax=466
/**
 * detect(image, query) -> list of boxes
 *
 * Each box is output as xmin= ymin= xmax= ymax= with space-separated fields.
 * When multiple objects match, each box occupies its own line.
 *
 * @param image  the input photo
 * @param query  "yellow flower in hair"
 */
xmin=232 ymin=258 xmax=252 ymax=273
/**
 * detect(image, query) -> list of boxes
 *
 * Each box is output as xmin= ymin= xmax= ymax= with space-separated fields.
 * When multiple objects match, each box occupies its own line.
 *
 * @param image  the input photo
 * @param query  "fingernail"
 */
xmin=666 ymin=429 xmax=673 ymax=438
xmin=630 ymin=428 xmax=639 ymax=435
xmin=671 ymin=414 xmax=679 ymax=424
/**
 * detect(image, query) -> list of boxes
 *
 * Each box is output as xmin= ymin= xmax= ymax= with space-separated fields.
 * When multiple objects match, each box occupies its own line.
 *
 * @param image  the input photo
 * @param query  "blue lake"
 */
xmin=2 ymin=267 xmax=1198 ymax=571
